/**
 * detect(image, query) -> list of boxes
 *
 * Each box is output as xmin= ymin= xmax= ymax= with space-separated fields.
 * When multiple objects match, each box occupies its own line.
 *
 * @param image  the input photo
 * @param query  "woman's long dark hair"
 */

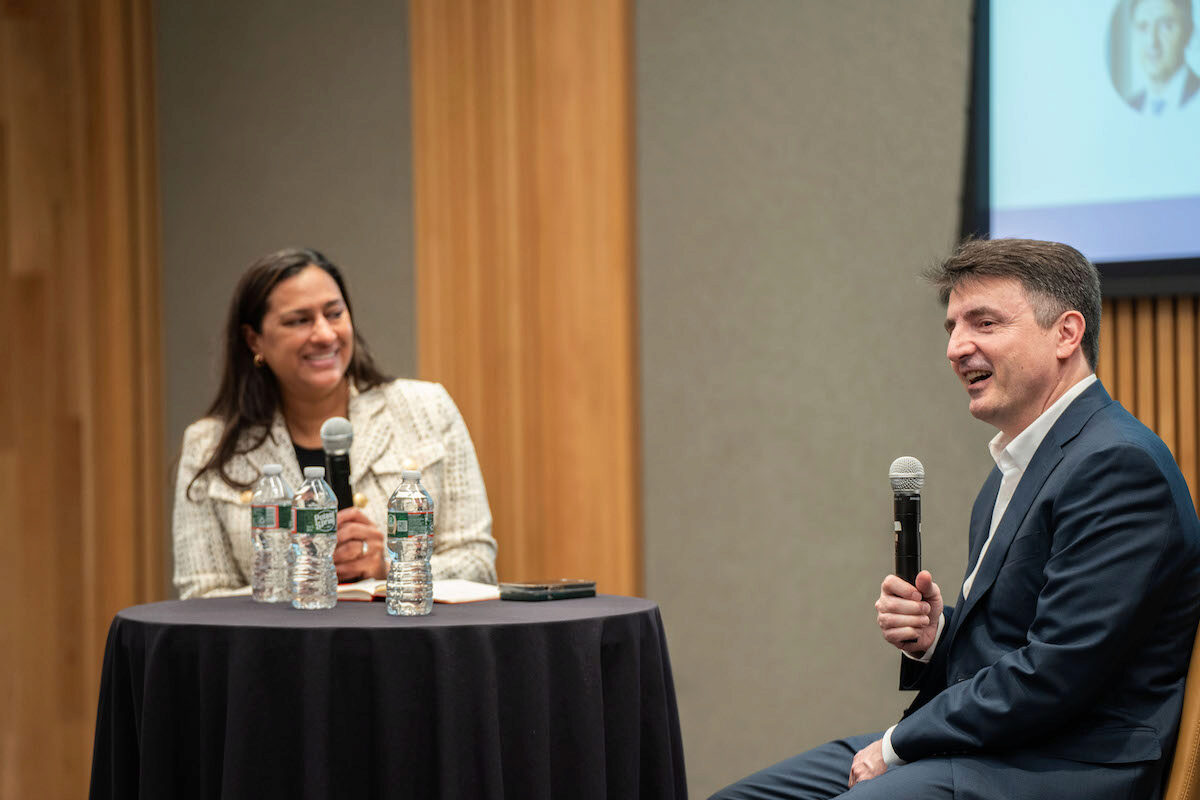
xmin=187 ymin=248 xmax=391 ymax=497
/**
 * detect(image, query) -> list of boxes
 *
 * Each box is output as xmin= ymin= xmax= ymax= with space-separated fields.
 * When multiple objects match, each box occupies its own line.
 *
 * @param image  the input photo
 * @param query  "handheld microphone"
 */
xmin=889 ymin=456 xmax=924 ymax=587
xmin=320 ymin=416 xmax=354 ymax=511
xmin=890 ymin=456 xmax=924 ymax=646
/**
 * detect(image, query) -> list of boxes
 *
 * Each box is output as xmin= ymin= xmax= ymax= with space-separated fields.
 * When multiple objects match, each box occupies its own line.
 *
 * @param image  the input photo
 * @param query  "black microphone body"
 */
xmin=325 ymin=451 xmax=353 ymax=511
xmin=320 ymin=417 xmax=354 ymax=512
xmin=889 ymin=456 xmax=925 ymax=653
xmin=893 ymin=491 xmax=921 ymax=586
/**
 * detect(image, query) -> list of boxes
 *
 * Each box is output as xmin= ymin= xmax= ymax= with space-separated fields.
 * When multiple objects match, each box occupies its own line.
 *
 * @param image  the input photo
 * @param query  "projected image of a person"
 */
xmin=1128 ymin=0 xmax=1199 ymax=113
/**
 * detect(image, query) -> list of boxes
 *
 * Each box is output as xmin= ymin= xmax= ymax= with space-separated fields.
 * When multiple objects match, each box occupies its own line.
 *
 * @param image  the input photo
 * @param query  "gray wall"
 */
xmin=157 ymin=0 xmax=415 ymax=513
xmin=636 ymin=2 xmax=994 ymax=795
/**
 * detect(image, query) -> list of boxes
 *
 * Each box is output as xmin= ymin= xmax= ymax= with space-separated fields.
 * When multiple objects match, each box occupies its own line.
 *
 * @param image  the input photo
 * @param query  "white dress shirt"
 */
xmin=1138 ymin=65 xmax=1196 ymax=115
xmin=881 ymin=374 xmax=1098 ymax=767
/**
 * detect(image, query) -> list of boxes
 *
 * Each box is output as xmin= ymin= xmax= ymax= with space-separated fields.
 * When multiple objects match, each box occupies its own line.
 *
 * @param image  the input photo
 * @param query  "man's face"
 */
xmin=944 ymin=277 xmax=1064 ymax=439
xmin=1134 ymin=0 xmax=1190 ymax=84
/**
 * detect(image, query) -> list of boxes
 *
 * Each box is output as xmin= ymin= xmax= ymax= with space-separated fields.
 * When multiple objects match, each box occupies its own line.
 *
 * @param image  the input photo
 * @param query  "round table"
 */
xmin=89 ymin=596 xmax=687 ymax=799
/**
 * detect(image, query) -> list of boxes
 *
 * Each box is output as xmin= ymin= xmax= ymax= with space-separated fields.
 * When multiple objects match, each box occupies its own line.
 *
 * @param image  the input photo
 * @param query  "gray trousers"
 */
xmin=708 ymin=731 xmax=1160 ymax=800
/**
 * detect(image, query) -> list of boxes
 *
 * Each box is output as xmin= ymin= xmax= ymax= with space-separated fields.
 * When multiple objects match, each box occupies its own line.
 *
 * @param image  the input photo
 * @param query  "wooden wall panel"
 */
xmin=409 ymin=0 xmax=639 ymax=595
xmin=1115 ymin=299 xmax=1137 ymax=411
xmin=1156 ymin=298 xmax=1177 ymax=455
xmin=1179 ymin=302 xmax=1197 ymax=501
xmin=0 ymin=1 xmax=163 ymax=796
xmin=1099 ymin=296 xmax=1200 ymax=510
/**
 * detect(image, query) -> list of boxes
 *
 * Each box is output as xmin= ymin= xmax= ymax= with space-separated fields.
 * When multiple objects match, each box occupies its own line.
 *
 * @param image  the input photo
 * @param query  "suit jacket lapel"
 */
xmin=943 ymin=465 xmax=1007 ymax=648
xmin=943 ymin=381 xmax=1114 ymax=645
xmin=964 ymin=468 xmax=1002 ymax=590
xmin=952 ymin=442 xmax=1063 ymax=627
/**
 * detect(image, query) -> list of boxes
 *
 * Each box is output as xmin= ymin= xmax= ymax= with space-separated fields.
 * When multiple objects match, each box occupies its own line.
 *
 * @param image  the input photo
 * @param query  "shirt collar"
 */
xmin=1144 ymin=64 xmax=1191 ymax=106
xmin=987 ymin=374 xmax=1097 ymax=474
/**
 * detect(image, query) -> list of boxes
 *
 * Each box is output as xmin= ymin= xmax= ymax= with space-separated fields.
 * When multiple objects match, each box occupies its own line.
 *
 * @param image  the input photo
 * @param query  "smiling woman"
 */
xmin=172 ymin=248 xmax=497 ymax=598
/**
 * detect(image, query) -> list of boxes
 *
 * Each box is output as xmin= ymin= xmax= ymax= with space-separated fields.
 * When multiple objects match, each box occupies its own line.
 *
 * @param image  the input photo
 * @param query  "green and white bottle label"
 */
xmin=296 ymin=508 xmax=337 ymax=535
xmin=251 ymin=505 xmax=292 ymax=530
xmin=408 ymin=510 xmax=432 ymax=535
xmin=251 ymin=505 xmax=277 ymax=530
xmin=388 ymin=510 xmax=433 ymax=537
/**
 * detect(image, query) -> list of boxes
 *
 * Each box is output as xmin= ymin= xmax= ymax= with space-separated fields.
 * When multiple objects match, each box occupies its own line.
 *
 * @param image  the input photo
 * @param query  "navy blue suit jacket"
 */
xmin=894 ymin=382 xmax=1200 ymax=790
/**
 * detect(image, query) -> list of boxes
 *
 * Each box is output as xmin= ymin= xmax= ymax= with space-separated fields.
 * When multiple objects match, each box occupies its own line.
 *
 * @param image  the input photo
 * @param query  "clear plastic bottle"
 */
xmin=251 ymin=464 xmax=293 ymax=603
xmin=291 ymin=466 xmax=339 ymax=610
xmin=386 ymin=469 xmax=434 ymax=616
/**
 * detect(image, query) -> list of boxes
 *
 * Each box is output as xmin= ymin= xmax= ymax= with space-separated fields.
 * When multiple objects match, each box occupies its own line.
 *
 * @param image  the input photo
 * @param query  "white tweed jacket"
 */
xmin=172 ymin=379 xmax=497 ymax=598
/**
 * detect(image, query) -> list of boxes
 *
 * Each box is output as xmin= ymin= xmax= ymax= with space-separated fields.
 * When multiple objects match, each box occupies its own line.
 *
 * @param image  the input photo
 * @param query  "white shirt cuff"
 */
xmin=901 ymin=612 xmax=945 ymax=664
xmin=882 ymin=725 xmax=907 ymax=767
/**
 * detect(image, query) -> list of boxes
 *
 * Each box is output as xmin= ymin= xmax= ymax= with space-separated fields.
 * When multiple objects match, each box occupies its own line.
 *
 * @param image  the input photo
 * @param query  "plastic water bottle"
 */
xmin=386 ymin=469 xmax=434 ymax=615
xmin=251 ymin=464 xmax=293 ymax=602
xmin=291 ymin=466 xmax=338 ymax=610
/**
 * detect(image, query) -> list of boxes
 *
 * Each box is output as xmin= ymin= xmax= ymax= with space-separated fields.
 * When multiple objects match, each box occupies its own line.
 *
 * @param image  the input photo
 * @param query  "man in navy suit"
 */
xmin=712 ymin=238 xmax=1200 ymax=799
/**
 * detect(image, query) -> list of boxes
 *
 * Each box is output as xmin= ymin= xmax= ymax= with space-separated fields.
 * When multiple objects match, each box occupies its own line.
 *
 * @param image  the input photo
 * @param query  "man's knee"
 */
xmin=707 ymin=733 xmax=884 ymax=800
xmin=842 ymin=757 xmax=954 ymax=799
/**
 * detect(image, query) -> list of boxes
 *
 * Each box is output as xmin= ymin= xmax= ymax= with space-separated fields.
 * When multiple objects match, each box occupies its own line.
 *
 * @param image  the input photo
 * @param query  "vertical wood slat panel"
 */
xmin=1110 ymin=295 xmax=1137 ymax=441
xmin=1116 ymin=298 xmax=1137 ymax=411
xmin=1178 ymin=299 xmax=1198 ymax=508
xmin=1156 ymin=297 xmax=1177 ymax=456
xmin=1135 ymin=297 xmax=1156 ymax=428
xmin=0 ymin=1 xmax=163 ymax=796
xmin=410 ymin=0 xmax=639 ymax=594
xmin=1098 ymin=297 xmax=1116 ymax=389
xmin=1103 ymin=294 xmax=1200 ymax=512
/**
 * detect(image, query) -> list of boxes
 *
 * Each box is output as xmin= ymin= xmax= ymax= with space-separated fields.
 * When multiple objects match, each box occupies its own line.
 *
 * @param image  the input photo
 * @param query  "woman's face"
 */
xmin=244 ymin=265 xmax=355 ymax=401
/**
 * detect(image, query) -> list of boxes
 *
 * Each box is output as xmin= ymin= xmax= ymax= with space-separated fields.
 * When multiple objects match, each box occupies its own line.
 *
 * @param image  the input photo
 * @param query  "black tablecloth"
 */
xmin=89 ymin=596 xmax=687 ymax=799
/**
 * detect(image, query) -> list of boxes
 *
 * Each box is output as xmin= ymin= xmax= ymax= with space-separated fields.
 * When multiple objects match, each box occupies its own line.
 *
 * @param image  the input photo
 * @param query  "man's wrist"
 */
xmin=881 ymin=725 xmax=907 ymax=768
xmin=902 ymin=612 xmax=945 ymax=663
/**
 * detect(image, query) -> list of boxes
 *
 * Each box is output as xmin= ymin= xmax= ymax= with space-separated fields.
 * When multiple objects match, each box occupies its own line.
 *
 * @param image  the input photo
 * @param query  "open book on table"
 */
xmin=337 ymin=578 xmax=501 ymax=604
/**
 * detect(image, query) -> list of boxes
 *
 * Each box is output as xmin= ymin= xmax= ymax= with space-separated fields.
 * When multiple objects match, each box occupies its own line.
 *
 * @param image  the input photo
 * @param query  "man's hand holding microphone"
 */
xmin=877 ymin=570 xmax=943 ymax=657
xmin=878 ymin=456 xmax=941 ymax=656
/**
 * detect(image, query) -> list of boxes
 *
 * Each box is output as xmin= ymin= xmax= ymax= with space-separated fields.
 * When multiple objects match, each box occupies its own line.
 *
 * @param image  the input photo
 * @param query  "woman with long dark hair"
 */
xmin=173 ymin=248 xmax=496 ymax=598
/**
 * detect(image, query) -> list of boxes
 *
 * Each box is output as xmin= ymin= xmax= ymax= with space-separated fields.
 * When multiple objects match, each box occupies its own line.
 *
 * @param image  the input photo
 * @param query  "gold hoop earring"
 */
xmin=253 ymin=353 xmax=265 ymax=368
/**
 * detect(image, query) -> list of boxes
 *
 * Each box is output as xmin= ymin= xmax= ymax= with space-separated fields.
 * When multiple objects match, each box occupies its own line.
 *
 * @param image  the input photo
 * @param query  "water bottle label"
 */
xmin=296 ymin=508 xmax=337 ymax=534
xmin=408 ymin=510 xmax=433 ymax=535
xmin=253 ymin=505 xmax=294 ymax=530
xmin=251 ymin=505 xmax=278 ymax=530
xmin=387 ymin=510 xmax=432 ymax=537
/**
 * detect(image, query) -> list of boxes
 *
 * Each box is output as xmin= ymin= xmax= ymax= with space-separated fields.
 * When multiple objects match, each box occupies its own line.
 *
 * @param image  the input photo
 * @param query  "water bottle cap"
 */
xmin=303 ymin=466 xmax=326 ymax=479
xmin=262 ymin=464 xmax=282 ymax=475
xmin=401 ymin=469 xmax=422 ymax=481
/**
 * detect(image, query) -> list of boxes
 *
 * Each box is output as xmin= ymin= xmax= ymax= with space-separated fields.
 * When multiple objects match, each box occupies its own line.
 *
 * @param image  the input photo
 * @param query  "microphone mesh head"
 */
xmin=320 ymin=416 xmax=353 ymax=452
xmin=889 ymin=456 xmax=925 ymax=492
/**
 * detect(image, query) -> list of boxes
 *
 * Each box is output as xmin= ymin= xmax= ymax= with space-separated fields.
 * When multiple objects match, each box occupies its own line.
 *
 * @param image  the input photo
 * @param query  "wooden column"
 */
xmin=409 ymin=0 xmax=640 ymax=594
xmin=0 ymin=0 xmax=164 ymax=795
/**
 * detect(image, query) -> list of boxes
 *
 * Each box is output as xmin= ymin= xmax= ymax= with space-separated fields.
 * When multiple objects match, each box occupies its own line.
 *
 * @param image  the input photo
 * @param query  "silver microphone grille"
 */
xmin=889 ymin=456 xmax=925 ymax=492
xmin=320 ymin=416 xmax=353 ymax=452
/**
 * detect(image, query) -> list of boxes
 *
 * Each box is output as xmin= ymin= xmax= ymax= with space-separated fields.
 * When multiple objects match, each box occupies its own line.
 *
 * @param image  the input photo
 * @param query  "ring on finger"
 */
xmin=361 ymin=540 xmax=369 ymax=557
